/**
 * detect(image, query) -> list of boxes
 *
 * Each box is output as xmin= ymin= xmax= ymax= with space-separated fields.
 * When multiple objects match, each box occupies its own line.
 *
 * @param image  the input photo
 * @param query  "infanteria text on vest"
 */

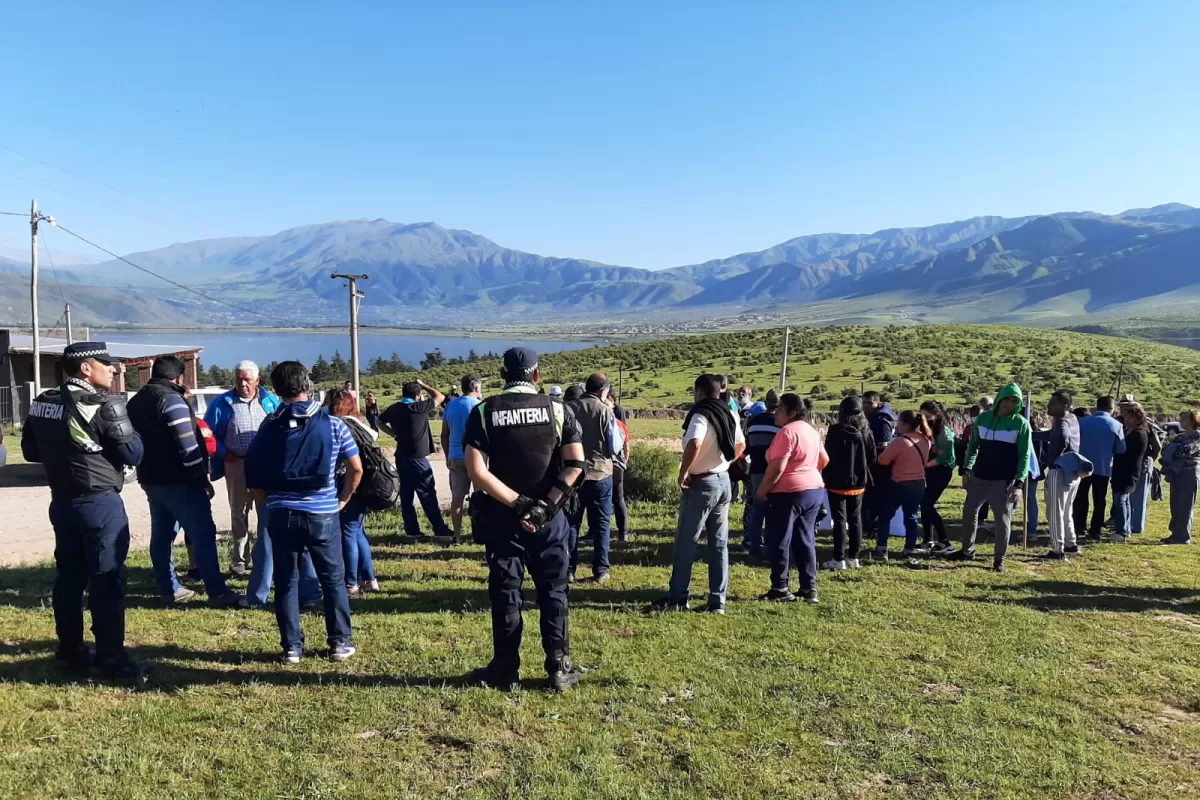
xmin=491 ymin=405 xmax=552 ymax=427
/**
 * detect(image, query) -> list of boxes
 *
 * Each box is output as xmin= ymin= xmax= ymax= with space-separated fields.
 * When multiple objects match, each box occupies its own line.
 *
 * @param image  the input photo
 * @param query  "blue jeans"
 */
xmin=398 ymin=457 xmax=451 ymax=537
xmin=1130 ymin=471 xmax=1151 ymax=534
xmin=668 ymin=473 xmax=731 ymax=605
xmin=268 ymin=507 xmax=353 ymax=652
xmin=742 ymin=473 xmax=767 ymax=551
xmin=1113 ymin=490 xmax=1133 ymax=537
xmin=145 ymin=482 xmax=229 ymax=600
xmin=248 ymin=520 xmax=320 ymax=607
xmin=568 ymin=476 xmax=613 ymax=576
xmin=876 ymin=479 xmax=925 ymax=551
xmin=340 ymin=497 xmax=375 ymax=588
xmin=1026 ymin=478 xmax=1040 ymax=537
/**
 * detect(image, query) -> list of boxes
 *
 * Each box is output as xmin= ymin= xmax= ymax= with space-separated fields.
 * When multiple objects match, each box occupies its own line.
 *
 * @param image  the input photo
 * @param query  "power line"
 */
xmin=0 ymin=143 xmax=216 ymax=231
xmin=0 ymin=168 xmax=191 ymax=234
xmin=0 ymin=210 xmax=28 ymax=216
xmin=40 ymin=235 xmax=69 ymax=305
xmin=50 ymin=222 xmax=293 ymax=324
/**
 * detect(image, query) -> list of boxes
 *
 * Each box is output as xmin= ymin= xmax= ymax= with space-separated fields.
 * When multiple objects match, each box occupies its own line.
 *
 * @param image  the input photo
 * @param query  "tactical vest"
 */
xmin=480 ymin=391 xmax=561 ymax=498
xmin=24 ymin=385 xmax=128 ymax=499
xmin=128 ymin=379 xmax=202 ymax=485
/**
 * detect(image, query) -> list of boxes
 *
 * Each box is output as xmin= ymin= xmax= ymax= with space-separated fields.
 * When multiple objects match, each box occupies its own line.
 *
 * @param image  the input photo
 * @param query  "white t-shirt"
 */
xmin=683 ymin=409 xmax=746 ymax=475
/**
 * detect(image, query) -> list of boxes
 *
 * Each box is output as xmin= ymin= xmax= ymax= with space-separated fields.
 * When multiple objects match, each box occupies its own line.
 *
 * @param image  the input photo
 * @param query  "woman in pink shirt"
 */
xmin=755 ymin=394 xmax=829 ymax=603
xmin=872 ymin=410 xmax=933 ymax=561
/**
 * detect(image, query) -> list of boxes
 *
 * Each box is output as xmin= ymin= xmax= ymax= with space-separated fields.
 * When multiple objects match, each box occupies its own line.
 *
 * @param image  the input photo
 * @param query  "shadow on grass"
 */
xmin=0 ymin=647 xmax=510 ymax=692
xmin=963 ymin=579 xmax=1200 ymax=613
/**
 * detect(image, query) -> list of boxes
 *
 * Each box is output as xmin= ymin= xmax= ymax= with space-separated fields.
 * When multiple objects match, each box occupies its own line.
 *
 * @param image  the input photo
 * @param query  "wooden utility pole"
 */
xmin=779 ymin=327 xmax=791 ymax=391
xmin=331 ymin=273 xmax=368 ymax=398
xmin=30 ymin=200 xmax=41 ymax=395
xmin=65 ymin=303 xmax=73 ymax=345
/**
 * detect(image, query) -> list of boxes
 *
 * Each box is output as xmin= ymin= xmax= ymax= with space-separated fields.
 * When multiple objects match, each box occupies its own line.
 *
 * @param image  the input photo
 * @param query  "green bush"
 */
xmin=625 ymin=442 xmax=681 ymax=504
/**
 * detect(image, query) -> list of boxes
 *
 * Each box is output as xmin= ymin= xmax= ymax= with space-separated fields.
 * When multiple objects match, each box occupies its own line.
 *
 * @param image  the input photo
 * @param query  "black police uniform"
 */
xmin=21 ymin=343 xmax=143 ymax=672
xmin=462 ymin=382 xmax=583 ymax=684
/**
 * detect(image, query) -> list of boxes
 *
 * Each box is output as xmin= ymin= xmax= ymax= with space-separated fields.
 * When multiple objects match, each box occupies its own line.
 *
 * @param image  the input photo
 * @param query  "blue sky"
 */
xmin=1 ymin=1 xmax=1197 ymax=269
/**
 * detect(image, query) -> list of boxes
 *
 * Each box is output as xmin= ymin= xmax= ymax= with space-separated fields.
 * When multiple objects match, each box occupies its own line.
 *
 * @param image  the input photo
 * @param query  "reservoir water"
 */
xmin=94 ymin=329 xmax=600 ymax=370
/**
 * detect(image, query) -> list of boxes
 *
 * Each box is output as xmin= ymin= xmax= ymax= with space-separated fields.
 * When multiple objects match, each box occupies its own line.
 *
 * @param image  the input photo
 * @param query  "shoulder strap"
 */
xmin=59 ymin=384 xmax=102 ymax=447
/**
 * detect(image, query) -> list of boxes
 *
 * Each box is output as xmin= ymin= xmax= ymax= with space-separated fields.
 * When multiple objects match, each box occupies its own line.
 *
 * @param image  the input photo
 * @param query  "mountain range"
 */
xmin=2 ymin=203 xmax=1198 ymax=327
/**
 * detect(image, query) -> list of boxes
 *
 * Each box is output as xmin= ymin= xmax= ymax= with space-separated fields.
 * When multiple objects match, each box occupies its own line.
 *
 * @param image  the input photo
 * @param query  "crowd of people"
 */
xmin=19 ymin=340 xmax=1200 ymax=688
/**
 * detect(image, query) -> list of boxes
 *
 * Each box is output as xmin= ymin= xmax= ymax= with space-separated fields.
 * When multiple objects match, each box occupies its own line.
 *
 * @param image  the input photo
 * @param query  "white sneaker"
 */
xmin=822 ymin=559 xmax=847 ymax=571
xmin=847 ymin=558 xmax=861 ymax=569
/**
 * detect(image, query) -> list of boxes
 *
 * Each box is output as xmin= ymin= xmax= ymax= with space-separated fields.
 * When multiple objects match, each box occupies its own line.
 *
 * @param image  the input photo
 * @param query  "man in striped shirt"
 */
xmin=128 ymin=357 xmax=246 ymax=607
xmin=249 ymin=361 xmax=363 ymax=664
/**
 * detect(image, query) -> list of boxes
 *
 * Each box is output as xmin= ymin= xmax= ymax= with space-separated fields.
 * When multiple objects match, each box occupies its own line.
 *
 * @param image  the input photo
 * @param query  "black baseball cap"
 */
xmin=503 ymin=347 xmax=538 ymax=376
xmin=63 ymin=341 xmax=119 ymax=365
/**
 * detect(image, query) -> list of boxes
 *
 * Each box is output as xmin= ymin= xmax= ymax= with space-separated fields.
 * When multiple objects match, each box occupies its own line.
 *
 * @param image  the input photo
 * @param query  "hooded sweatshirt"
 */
xmin=823 ymin=422 xmax=875 ymax=493
xmin=963 ymin=383 xmax=1033 ymax=484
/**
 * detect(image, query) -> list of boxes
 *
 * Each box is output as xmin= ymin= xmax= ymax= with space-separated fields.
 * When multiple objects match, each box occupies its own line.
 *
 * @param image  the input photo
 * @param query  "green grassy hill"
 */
xmin=355 ymin=324 xmax=1200 ymax=414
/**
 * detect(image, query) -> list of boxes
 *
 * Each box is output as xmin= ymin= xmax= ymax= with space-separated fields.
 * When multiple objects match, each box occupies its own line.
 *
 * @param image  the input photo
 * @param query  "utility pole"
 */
xmin=779 ymin=327 xmax=791 ymax=391
xmin=30 ymin=200 xmax=41 ymax=395
xmin=65 ymin=303 xmax=73 ymax=344
xmin=331 ymin=273 xmax=368 ymax=398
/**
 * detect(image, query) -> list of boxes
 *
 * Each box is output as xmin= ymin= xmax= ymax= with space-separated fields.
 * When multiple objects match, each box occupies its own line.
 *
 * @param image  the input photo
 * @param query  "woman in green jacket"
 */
xmin=920 ymin=400 xmax=957 ymax=552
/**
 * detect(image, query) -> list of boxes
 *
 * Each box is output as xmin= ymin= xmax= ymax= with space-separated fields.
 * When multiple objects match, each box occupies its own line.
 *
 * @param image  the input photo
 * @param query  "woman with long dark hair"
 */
xmin=872 ymin=410 xmax=933 ymax=562
xmin=919 ymin=400 xmax=956 ymax=554
xmin=756 ymin=394 xmax=828 ymax=603
xmin=821 ymin=395 xmax=875 ymax=570
xmin=326 ymin=388 xmax=381 ymax=594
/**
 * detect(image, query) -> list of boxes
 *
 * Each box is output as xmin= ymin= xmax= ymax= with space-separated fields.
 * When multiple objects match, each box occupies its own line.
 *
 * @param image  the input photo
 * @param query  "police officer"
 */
xmin=21 ymin=342 xmax=146 ymax=679
xmin=463 ymin=347 xmax=586 ymax=691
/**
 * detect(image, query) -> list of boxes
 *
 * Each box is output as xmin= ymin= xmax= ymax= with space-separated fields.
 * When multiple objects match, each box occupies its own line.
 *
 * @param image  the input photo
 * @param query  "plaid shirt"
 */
xmin=224 ymin=394 xmax=269 ymax=457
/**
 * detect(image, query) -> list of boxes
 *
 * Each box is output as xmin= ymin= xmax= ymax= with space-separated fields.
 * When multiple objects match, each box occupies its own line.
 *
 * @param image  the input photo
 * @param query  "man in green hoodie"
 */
xmin=955 ymin=383 xmax=1032 ymax=573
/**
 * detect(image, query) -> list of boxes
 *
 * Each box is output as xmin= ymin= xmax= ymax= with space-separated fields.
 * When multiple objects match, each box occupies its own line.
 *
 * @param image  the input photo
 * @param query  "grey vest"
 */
xmin=570 ymin=394 xmax=614 ymax=482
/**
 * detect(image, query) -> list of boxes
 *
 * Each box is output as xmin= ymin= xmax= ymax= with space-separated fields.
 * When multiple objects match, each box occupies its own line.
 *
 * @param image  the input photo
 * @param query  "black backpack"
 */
xmin=354 ymin=431 xmax=400 ymax=511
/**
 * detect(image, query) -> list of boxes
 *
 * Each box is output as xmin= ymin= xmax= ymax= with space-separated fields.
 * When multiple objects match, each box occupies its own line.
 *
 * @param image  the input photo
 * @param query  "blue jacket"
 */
xmin=1053 ymin=451 xmax=1093 ymax=477
xmin=203 ymin=387 xmax=282 ymax=481
xmin=1078 ymin=411 xmax=1126 ymax=478
xmin=868 ymin=403 xmax=897 ymax=454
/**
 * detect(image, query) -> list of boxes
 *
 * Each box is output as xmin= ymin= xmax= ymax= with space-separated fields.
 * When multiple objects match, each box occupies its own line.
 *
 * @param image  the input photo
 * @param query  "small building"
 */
xmin=0 ymin=329 xmax=203 ymax=423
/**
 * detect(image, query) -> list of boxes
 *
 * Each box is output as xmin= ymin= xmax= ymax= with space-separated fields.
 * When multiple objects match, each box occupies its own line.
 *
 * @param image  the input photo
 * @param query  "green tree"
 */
xmin=421 ymin=348 xmax=446 ymax=371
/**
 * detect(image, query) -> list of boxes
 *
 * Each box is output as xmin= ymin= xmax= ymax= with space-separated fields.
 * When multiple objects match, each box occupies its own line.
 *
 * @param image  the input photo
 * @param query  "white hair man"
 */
xmin=203 ymin=360 xmax=282 ymax=581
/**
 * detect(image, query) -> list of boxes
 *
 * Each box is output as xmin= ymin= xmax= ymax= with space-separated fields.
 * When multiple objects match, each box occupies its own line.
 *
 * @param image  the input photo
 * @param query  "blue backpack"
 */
xmin=244 ymin=403 xmax=334 ymax=493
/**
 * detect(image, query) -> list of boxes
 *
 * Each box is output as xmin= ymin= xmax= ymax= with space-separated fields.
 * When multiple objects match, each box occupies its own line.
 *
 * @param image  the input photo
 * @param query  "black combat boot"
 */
xmin=471 ymin=662 xmax=519 ymax=690
xmin=546 ymin=653 xmax=581 ymax=693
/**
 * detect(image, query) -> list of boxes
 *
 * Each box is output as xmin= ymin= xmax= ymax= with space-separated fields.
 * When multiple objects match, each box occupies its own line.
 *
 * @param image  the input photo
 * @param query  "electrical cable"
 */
xmin=0 ymin=143 xmax=215 ymax=231
xmin=50 ymin=223 xmax=294 ymax=325
xmin=40 ymin=235 xmax=70 ymax=305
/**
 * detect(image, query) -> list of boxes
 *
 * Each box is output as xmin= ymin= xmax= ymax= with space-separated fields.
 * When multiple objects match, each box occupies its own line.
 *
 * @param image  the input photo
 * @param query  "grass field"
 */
xmin=2 ymin=484 xmax=1200 ymax=799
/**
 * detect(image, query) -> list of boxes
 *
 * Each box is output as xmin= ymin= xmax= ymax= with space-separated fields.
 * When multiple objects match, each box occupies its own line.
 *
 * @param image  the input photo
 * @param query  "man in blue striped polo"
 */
xmin=246 ymin=361 xmax=363 ymax=664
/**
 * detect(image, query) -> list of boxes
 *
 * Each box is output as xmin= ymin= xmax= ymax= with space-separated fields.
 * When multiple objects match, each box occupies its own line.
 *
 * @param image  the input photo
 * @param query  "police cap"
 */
xmin=503 ymin=347 xmax=538 ymax=378
xmin=63 ymin=341 xmax=120 ymax=365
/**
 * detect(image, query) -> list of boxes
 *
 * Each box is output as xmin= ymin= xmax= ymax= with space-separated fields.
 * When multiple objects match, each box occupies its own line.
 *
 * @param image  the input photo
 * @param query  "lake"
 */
xmin=93 ymin=329 xmax=601 ymax=370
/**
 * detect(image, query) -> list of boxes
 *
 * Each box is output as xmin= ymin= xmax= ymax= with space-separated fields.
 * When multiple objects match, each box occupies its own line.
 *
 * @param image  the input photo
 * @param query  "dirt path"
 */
xmin=0 ymin=458 xmax=451 ymax=567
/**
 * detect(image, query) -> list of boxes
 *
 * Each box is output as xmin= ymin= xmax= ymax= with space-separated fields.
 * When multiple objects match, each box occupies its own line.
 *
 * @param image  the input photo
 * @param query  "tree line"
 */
xmin=197 ymin=347 xmax=500 ymax=388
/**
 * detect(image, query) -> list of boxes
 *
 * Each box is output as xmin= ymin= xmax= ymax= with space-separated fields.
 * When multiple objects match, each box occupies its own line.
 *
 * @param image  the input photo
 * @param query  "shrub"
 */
xmin=625 ymin=443 xmax=681 ymax=504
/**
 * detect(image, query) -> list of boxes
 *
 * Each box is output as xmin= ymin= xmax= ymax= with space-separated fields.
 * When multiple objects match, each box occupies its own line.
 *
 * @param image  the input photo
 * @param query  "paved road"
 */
xmin=0 ymin=457 xmax=451 ymax=567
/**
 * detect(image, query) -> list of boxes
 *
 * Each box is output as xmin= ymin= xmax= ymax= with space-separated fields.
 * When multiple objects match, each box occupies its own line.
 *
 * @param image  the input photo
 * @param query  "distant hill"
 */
xmin=8 ymin=203 xmax=1196 ymax=327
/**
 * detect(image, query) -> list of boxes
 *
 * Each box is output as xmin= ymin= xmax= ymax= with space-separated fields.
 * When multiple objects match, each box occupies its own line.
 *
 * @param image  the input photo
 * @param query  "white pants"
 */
xmin=1045 ymin=468 xmax=1081 ymax=552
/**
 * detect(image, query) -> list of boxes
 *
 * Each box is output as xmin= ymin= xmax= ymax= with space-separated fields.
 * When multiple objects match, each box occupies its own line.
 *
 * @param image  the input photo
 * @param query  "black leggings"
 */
xmin=921 ymin=465 xmax=954 ymax=543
